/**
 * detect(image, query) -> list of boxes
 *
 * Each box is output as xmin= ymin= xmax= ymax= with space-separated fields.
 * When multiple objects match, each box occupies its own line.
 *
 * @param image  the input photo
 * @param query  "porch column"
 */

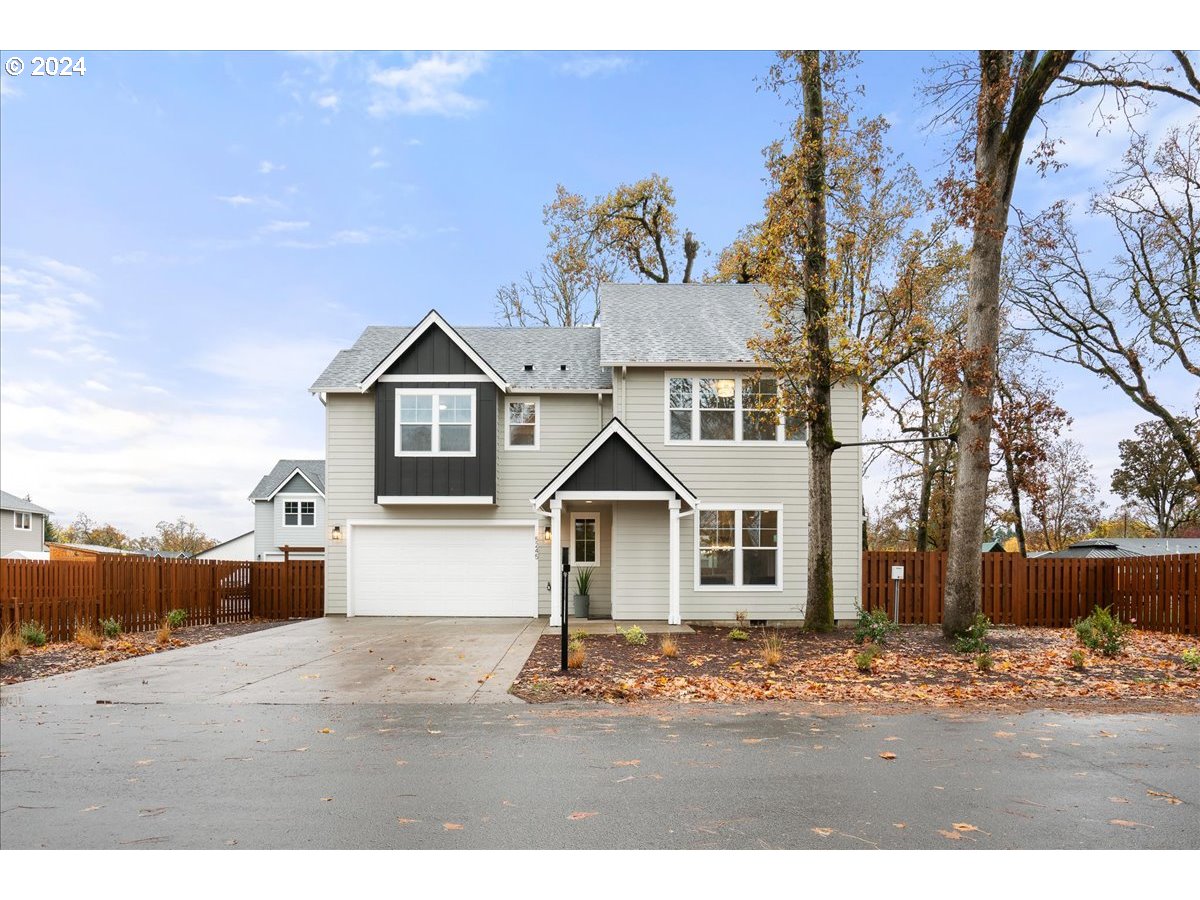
xmin=668 ymin=499 xmax=681 ymax=625
xmin=549 ymin=498 xmax=563 ymax=626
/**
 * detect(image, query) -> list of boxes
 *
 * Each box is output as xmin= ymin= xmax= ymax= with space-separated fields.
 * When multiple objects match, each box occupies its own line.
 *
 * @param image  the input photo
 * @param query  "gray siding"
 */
xmin=324 ymin=390 xmax=611 ymax=615
xmin=277 ymin=473 xmax=317 ymax=493
xmin=252 ymin=495 xmax=326 ymax=560
xmin=1 ymin=511 xmax=45 ymax=556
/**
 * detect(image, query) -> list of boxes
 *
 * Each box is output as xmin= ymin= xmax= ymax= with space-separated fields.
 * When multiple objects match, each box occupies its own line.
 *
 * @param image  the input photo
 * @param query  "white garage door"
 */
xmin=350 ymin=523 xmax=537 ymax=617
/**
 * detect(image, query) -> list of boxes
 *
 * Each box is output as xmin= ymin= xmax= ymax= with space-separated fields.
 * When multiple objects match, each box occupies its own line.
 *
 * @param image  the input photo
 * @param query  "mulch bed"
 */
xmin=511 ymin=625 xmax=1200 ymax=710
xmin=0 ymin=619 xmax=294 ymax=685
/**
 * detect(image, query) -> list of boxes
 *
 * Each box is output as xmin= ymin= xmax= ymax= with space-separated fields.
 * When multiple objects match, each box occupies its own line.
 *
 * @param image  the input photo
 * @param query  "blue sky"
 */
xmin=1 ymin=50 xmax=1194 ymax=540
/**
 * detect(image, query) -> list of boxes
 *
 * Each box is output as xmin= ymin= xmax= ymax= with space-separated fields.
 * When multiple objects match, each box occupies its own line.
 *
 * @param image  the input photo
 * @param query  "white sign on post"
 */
xmin=891 ymin=565 xmax=905 ymax=581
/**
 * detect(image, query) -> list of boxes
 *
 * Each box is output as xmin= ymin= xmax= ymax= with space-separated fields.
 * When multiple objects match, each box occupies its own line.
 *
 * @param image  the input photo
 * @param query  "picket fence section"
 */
xmin=863 ymin=551 xmax=1199 ymax=634
xmin=0 ymin=557 xmax=323 ymax=643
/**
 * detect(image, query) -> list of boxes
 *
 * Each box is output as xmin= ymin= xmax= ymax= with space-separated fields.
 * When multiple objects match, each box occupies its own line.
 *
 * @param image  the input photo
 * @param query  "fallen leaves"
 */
xmin=811 ymin=827 xmax=835 ymax=836
xmin=443 ymin=822 xmax=463 ymax=830
xmin=878 ymin=751 xmax=897 ymax=760
xmin=1147 ymin=790 xmax=1182 ymax=805
xmin=612 ymin=759 xmax=640 ymax=767
xmin=937 ymin=829 xmax=962 ymax=841
xmin=994 ymin=731 xmax=1015 ymax=738
xmin=396 ymin=818 xmax=418 ymax=826
xmin=567 ymin=811 xmax=597 ymax=821
xmin=1020 ymin=752 xmax=1042 ymax=759
xmin=317 ymin=728 xmax=333 ymax=734
xmin=1109 ymin=819 xmax=1154 ymax=828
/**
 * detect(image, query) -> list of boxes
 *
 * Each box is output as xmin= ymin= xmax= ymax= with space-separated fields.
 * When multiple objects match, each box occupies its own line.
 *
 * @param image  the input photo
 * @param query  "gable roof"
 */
xmin=599 ymin=283 xmax=772 ymax=365
xmin=249 ymin=460 xmax=326 ymax=501
xmin=532 ymin=418 xmax=697 ymax=510
xmin=358 ymin=310 xmax=510 ymax=392
xmin=311 ymin=323 xmax=611 ymax=393
xmin=0 ymin=490 xmax=53 ymax=516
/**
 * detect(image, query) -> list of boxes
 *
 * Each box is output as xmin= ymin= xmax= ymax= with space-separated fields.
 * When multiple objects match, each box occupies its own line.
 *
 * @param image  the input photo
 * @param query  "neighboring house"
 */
xmin=310 ymin=283 xmax=863 ymax=623
xmin=0 ymin=490 xmax=53 ymax=559
xmin=248 ymin=460 xmax=326 ymax=561
xmin=47 ymin=542 xmax=143 ymax=559
xmin=1040 ymin=537 xmax=1200 ymax=559
xmin=981 ymin=540 xmax=1006 ymax=553
xmin=195 ymin=530 xmax=255 ymax=561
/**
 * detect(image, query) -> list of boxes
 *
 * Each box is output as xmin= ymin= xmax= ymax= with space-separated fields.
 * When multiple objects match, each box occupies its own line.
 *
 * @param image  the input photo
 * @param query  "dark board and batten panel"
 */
xmin=373 ymin=326 xmax=498 ymax=501
xmin=559 ymin=435 xmax=676 ymax=495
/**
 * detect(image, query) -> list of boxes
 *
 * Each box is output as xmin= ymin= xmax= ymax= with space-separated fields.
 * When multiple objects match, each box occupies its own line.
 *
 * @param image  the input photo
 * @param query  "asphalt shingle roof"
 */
xmin=248 ymin=460 xmax=326 ymax=501
xmin=599 ymin=283 xmax=772 ymax=365
xmin=0 ymin=490 xmax=53 ymax=516
xmin=310 ymin=325 xmax=611 ymax=392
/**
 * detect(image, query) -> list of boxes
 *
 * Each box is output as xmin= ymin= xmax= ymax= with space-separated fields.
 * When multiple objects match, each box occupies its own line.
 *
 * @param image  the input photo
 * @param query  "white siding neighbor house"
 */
xmin=247 ymin=460 xmax=326 ymax=561
xmin=0 ymin=490 xmax=53 ymax=559
xmin=310 ymin=283 xmax=863 ymax=623
xmin=194 ymin=530 xmax=255 ymax=561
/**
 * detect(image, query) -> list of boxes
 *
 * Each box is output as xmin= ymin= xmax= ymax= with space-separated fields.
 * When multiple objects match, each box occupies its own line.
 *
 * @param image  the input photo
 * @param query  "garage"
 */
xmin=348 ymin=521 xmax=538 ymax=617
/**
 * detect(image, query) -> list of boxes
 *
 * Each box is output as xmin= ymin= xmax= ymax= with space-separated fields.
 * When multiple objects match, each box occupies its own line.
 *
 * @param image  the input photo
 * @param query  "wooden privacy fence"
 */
xmin=0 ymin=557 xmax=323 ymax=643
xmin=863 ymin=551 xmax=1199 ymax=634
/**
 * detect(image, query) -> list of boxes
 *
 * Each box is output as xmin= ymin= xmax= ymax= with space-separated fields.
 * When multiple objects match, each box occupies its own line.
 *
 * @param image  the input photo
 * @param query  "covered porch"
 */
xmin=532 ymin=418 xmax=698 ymax=626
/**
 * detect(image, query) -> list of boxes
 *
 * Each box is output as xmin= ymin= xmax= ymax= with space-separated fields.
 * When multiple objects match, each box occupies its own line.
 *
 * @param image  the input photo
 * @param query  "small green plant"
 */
xmin=728 ymin=628 xmax=750 ymax=641
xmin=854 ymin=643 xmax=882 ymax=673
xmin=569 ymin=629 xmax=587 ymax=642
xmin=1181 ymin=648 xmax=1200 ymax=671
xmin=18 ymin=621 xmax=47 ymax=647
xmin=975 ymin=651 xmax=994 ymax=673
xmin=1074 ymin=605 xmax=1131 ymax=657
xmin=574 ymin=567 xmax=594 ymax=595
xmin=617 ymin=625 xmax=647 ymax=646
xmin=952 ymin=614 xmax=991 ymax=654
xmin=853 ymin=606 xmax=899 ymax=645
xmin=101 ymin=617 xmax=121 ymax=638
xmin=165 ymin=608 xmax=187 ymax=628
xmin=1069 ymin=648 xmax=1087 ymax=670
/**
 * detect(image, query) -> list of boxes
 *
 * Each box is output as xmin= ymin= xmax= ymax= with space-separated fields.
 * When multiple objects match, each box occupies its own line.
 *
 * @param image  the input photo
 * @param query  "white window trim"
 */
xmin=281 ymin=496 xmax=319 ymax=528
xmin=504 ymin=397 xmax=540 ymax=451
xmin=664 ymin=372 xmax=805 ymax=445
xmin=569 ymin=512 xmax=599 ymax=566
xmin=394 ymin=388 xmax=477 ymax=458
xmin=14 ymin=511 xmax=32 ymax=531
xmin=693 ymin=503 xmax=784 ymax=592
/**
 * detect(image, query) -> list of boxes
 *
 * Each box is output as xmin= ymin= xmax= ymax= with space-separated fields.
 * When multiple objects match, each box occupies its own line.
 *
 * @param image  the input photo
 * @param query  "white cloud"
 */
xmin=259 ymin=219 xmax=311 ymax=233
xmin=0 ymin=79 xmax=21 ymax=99
xmin=368 ymin=52 xmax=488 ymax=118
xmin=258 ymin=160 xmax=285 ymax=174
xmin=559 ymin=55 xmax=633 ymax=78
xmin=217 ymin=194 xmax=257 ymax=206
xmin=313 ymin=91 xmax=340 ymax=111
xmin=274 ymin=224 xmax=417 ymax=249
xmin=83 ymin=379 xmax=110 ymax=392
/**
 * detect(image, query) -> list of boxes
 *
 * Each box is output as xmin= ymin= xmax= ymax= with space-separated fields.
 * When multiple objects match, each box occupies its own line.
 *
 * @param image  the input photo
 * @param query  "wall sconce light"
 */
xmin=330 ymin=525 xmax=343 ymax=542
xmin=543 ymin=525 xmax=552 ymax=543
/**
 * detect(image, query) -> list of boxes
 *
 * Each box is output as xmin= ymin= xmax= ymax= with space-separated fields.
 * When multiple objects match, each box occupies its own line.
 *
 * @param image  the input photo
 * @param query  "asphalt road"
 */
xmin=2 ymin=701 xmax=1196 ymax=849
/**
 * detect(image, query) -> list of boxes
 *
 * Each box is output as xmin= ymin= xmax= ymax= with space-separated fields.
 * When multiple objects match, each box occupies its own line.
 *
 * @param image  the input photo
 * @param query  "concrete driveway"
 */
xmin=0 ymin=617 xmax=542 ymax=706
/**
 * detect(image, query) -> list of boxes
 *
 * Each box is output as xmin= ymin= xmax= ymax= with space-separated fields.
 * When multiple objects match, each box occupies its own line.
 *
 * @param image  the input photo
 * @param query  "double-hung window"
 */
xmin=697 ymin=506 xmax=781 ymax=589
xmin=396 ymin=389 xmax=476 ymax=456
xmin=506 ymin=398 xmax=539 ymax=449
xmin=14 ymin=511 xmax=32 ymax=530
xmin=283 ymin=500 xmax=316 ymax=527
xmin=667 ymin=374 xmax=806 ymax=443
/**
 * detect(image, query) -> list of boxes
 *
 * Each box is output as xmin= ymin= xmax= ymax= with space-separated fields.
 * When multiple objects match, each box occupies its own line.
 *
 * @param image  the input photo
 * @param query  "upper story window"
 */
xmin=283 ymin=500 xmax=315 ymax=527
xmin=14 ymin=511 xmax=32 ymax=530
xmin=666 ymin=374 xmax=806 ymax=444
xmin=505 ymin=398 xmax=539 ymax=450
xmin=396 ymin=389 xmax=476 ymax=457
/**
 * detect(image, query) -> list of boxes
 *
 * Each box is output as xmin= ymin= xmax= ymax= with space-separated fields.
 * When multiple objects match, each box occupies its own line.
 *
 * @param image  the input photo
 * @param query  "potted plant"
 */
xmin=574 ymin=566 xmax=594 ymax=619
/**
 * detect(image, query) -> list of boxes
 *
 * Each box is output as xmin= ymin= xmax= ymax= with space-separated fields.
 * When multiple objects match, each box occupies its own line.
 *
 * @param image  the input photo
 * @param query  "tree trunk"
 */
xmin=1002 ymin=445 xmax=1028 ymax=556
xmin=799 ymin=51 xmax=838 ymax=632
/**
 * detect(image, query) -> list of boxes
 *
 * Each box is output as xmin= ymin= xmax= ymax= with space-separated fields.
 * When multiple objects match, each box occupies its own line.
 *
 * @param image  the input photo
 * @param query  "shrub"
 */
xmin=567 ymin=639 xmax=586 ymax=669
xmin=735 ymin=610 xmax=749 ymax=630
xmin=952 ymin=614 xmax=991 ymax=654
xmin=1074 ymin=605 xmax=1131 ymax=657
xmin=101 ymin=617 xmax=121 ymax=638
xmin=659 ymin=635 xmax=679 ymax=659
xmin=728 ymin=628 xmax=750 ymax=641
xmin=75 ymin=624 xmax=104 ymax=650
xmin=0 ymin=628 xmax=25 ymax=662
xmin=1069 ymin=648 xmax=1087 ymax=670
xmin=618 ymin=625 xmax=647 ymax=646
xmin=854 ymin=644 xmax=882 ymax=673
xmin=1182 ymin=648 xmax=1200 ymax=671
xmin=156 ymin=620 xmax=172 ymax=645
xmin=975 ymin=652 xmax=994 ymax=673
xmin=165 ymin=609 xmax=187 ymax=629
xmin=853 ymin=606 xmax=899 ymax=645
xmin=570 ymin=629 xmax=587 ymax=643
xmin=18 ymin=621 xmax=47 ymax=647
xmin=760 ymin=629 xmax=784 ymax=667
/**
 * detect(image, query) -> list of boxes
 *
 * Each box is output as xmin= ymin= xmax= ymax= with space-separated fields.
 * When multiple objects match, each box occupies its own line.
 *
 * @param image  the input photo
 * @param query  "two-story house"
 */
xmin=247 ymin=459 xmax=327 ymax=561
xmin=0 ymin=490 xmax=53 ymax=559
xmin=310 ymin=283 xmax=862 ymax=623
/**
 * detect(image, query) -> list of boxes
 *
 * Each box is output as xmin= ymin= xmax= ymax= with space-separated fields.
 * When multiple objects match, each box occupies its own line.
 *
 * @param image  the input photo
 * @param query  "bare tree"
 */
xmin=1009 ymin=123 xmax=1200 ymax=481
xmin=1027 ymin=437 xmax=1102 ymax=551
xmin=495 ymin=256 xmax=616 ymax=327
